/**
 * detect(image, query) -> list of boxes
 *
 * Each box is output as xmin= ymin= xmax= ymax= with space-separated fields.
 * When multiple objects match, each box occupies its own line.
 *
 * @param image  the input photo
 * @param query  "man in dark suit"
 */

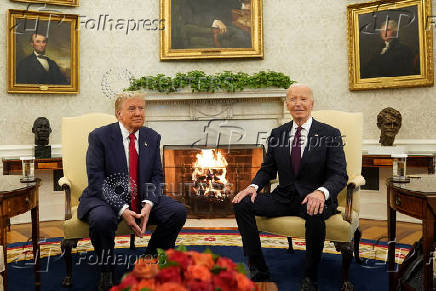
xmin=77 ymin=94 xmax=187 ymax=291
xmin=16 ymin=33 xmax=68 ymax=84
xmin=180 ymin=0 xmax=251 ymax=48
xmin=232 ymin=84 xmax=347 ymax=291
xmin=360 ymin=20 xmax=418 ymax=78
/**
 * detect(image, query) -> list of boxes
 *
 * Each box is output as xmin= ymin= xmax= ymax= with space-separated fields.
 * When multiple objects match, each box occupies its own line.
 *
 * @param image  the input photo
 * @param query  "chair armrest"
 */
xmin=58 ymin=176 xmax=71 ymax=188
xmin=344 ymin=175 xmax=365 ymax=223
xmin=348 ymin=175 xmax=366 ymax=188
xmin=58 ymin=177 xmax=72 ymax=220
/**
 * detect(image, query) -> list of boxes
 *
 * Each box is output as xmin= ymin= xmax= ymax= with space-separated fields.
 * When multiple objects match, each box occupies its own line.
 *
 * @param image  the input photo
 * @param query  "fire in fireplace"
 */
xmin=191 ymin=149 xmax=231 ymax=201
xmin=163 ymin=145 xmax=265 ymax=218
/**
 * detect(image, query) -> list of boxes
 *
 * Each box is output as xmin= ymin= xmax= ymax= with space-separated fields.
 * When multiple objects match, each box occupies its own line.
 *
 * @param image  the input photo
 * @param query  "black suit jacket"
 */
xmin=16 ymin=54 xmax=68 ymax=85
xmin=252 ymin=119 xmax=348 ymax=214
xmin=77 ymin=123 xmax=163 ymax=220
xmin=360 ymin=39 xmax=418 ymax=78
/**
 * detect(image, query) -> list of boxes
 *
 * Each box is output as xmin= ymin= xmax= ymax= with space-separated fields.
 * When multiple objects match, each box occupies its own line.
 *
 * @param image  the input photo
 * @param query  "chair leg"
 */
xmin=334 ymin=241 xmax=354 ymax=291
xmin=353 ymin=228 xmax=362 ymax=264
xmin=61 ymin=238 xmax=78 ymax=288
xmin=287 ymin=237 xmax=295 ymax=254
xmin=130 ymin=233 xmax=136 ymax=250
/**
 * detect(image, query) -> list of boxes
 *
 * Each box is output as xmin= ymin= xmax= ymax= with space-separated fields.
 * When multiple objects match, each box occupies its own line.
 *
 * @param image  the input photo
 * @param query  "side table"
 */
xmin=0 ymin=176 xmax=41 ymax=291
xmin=387 ymin=175 xmax=436 ymax=291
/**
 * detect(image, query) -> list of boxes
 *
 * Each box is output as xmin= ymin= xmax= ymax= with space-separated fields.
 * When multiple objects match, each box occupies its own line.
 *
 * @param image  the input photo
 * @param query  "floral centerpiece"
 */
xmin=110 ymin=245 xmax=258 ymax=291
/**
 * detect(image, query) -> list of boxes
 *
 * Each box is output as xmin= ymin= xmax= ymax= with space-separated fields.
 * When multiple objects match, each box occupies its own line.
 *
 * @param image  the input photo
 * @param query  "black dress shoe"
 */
xmin=248 ymin=264 xmax=272 ymax=282
xmin=97 ymin=271 xmax=113 ymax=291
xmin=300 ymin=277 xmax=319 ymax=291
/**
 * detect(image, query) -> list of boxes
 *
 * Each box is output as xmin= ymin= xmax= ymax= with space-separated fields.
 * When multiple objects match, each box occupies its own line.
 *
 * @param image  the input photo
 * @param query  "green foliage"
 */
xmin=157 ymin=248 xmax=176 ymax=269
xmin=126 ymin=70 xmax=294 ymax=93
xmin=175 ymin=244 xmax=187 ymax=252
xmin=204 ymin=247 xmax=219 ymax=261
xmin=157 ymin=248 xmax=183 ymax=269
xmin=157 ymin=248 xmax=167 ymax=265
xmin=210 ymin=265 xmax=227 ymax=275
xmin=236 ymin=262 xmax=248 ymax=275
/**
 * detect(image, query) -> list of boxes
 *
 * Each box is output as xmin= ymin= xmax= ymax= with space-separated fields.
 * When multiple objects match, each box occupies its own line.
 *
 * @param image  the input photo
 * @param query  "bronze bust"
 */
xmin=32 ymin=117 xmax=52 ymax=146
xmin=377 ymin=107 xmax=402 ymax=146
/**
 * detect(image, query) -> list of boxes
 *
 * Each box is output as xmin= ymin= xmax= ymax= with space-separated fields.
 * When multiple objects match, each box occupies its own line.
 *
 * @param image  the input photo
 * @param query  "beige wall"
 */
xmin=0 ymin=0 xmax=435 ymax=145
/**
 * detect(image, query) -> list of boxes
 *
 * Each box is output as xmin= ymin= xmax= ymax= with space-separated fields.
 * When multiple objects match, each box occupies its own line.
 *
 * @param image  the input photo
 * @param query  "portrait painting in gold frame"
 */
xmin=11 ymin=0 xmax=78 ymax=7
xmin=160 ymin=0 xmax=263 ymax=60
xmin=347 ymin=0 xmax=433 ymax=90
xmin=7 ymin=9 xmax=79 ymax=94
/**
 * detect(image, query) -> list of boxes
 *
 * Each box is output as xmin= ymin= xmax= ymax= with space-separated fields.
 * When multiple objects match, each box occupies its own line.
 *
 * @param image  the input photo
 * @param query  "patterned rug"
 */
xmin=6 ymin=229 xmax=411 ymax=291
xmin=7 ymin=228 xmax=411 ymax=265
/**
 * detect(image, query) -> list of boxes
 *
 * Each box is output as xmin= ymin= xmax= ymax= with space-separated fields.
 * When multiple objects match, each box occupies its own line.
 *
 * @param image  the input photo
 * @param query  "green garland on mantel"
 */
xmin=126 ymin=70 xmax=295 ymax=93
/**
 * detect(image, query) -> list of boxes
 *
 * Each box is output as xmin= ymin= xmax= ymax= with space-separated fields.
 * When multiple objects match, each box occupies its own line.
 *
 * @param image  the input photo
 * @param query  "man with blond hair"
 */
xmin=78 ymin=93 xmax=187 ymax=291
xmin=233 ymin=84 xmax=347 ymax=291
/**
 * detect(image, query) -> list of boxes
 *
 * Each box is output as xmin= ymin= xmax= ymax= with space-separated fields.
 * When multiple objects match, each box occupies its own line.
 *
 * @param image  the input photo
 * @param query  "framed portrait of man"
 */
xmin=347 ymin=0 xmax=433 ymax=90
xmin=10 ymin=0 xmax=78 ymax=7
xmin=7 ymin=9 xmax=79 ymax=94
xmin=160 ymin=0 xmax=263 ymax=60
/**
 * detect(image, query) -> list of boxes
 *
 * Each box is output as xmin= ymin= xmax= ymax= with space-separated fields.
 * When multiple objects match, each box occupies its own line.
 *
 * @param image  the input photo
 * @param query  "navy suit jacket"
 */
xmin=252 ymin=119 xmax=348 ymax=214
xmin=77 ymin=122 xmax=163 ymax=220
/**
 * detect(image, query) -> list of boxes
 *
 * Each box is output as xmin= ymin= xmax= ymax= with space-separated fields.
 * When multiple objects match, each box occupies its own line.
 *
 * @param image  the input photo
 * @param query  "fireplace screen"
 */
xmin=163 ymin=145 xmax=265 ymax=218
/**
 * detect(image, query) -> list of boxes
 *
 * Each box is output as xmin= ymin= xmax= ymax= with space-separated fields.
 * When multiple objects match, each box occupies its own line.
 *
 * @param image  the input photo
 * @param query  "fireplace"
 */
xmin=163 ymin=145 xmax=265 ymax=218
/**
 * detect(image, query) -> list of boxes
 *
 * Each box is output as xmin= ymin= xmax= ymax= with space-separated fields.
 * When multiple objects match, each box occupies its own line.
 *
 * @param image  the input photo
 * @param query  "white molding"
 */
xmin=0 ymin=144 xmax=62 ymax=158
xmin=141 ymin=88 xmax=287 ymax=102
xmin=137 ymin=88 xmax=287 ymax=122
xmin=363 ymin=139 xmax=436 ymax=155
xmin=1 ymin=140 xmax=434 ymax=158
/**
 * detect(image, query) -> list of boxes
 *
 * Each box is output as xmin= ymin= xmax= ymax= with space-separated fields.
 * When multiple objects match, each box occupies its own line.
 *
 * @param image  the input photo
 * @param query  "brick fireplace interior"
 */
xmin=163 ymin=145 xmax=265 ymax=218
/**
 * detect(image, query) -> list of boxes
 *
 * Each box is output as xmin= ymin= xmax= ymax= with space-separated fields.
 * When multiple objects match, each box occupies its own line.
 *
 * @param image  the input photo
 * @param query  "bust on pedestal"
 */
xmin=377 ymin=107 xmax=402 ymax=146
xmin=32 ymin=117 xmax=52 ymax=159
xmin=368 ymin=107 xmax=404 ymax=155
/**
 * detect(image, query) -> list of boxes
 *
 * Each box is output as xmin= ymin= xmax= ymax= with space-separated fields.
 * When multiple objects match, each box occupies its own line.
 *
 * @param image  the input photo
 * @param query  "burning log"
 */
xmin=191 ymin=149 xmax=231 ymax=200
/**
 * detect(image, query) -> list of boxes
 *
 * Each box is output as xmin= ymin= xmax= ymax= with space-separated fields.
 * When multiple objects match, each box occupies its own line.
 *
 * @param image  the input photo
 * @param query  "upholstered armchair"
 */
xmin=255 ymin=110 xmax=365 ymax=291
xmin=58 ymin=113 xmax=154 ymax=287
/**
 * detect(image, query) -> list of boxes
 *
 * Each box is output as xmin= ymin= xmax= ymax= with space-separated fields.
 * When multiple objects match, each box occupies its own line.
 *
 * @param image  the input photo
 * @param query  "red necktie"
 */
xmin=291 ymin=126 xmax=302 ymax=175
xmin=128 ymin=133 xmax=139 ymax=213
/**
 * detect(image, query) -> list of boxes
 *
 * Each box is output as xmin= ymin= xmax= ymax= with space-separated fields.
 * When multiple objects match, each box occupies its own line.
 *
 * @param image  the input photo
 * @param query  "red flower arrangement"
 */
xmin=110 ymin=245 xmax=258 ymax=291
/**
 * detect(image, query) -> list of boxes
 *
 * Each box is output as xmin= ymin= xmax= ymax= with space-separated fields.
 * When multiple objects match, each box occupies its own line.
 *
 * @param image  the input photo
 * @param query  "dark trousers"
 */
xmin=233 ymin=194 xmax=328 ymax=281
xmin=86 ymin=196 xmax=187 ymax=271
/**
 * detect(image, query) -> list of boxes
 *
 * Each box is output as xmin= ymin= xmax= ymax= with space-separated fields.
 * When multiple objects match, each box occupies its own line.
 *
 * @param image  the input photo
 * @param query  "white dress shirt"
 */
xmin=34 ymin=51 xmax=49 ymax=71
xmin=250 ymin=117 xmax=330 ymax=200
xmin=118 ymin=122 xmax=153 ymax=217
xmin=380 ymin=41 xmax=390 ymax=55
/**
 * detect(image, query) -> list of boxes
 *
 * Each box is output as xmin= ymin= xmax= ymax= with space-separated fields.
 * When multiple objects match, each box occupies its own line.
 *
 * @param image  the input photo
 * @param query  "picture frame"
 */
xmin=7 ymin=9 xmax=79 ymax=94
xmin=160 ymin=0 xmax=263 ymax=60
xmin=10 ymin=0 xmax=79 ymax=7
xmin=347 ymin=0 xmax=433 ymax=90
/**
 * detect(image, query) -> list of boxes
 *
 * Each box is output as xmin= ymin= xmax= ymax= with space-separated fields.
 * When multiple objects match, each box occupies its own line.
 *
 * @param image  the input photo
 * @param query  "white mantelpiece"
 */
xmin=141 ymin=88 xmax=288 ymax=123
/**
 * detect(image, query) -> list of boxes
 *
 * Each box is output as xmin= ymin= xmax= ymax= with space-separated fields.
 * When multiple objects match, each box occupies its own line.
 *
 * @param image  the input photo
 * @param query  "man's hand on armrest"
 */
xmin=121 ymin=208 xmax=142 ymax=237
xmin=232 ymin=185 xmax=258 ymax=204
